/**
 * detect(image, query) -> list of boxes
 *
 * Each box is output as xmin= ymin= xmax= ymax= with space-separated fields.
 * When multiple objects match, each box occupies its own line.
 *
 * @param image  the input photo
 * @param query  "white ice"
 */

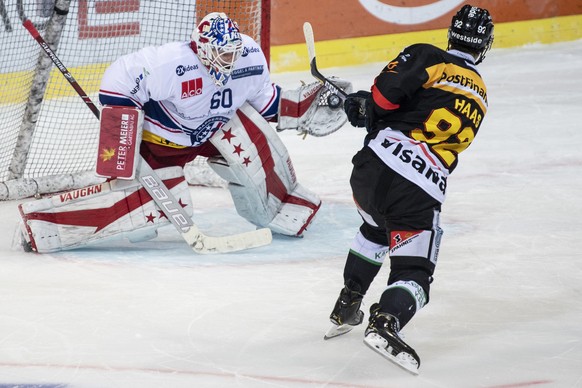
xmin=1 ymin=39 xmax=581 ymax=388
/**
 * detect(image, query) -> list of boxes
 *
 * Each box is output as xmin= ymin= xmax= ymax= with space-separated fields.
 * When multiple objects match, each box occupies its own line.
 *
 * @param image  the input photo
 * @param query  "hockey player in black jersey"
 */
xmin=326 ymin=4 xmax=494 ymax=374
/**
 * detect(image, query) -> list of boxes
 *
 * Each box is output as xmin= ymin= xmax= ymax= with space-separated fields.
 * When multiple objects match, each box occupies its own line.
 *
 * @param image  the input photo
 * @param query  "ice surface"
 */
xmin=1 ymin=40 xmax=581 ymax=387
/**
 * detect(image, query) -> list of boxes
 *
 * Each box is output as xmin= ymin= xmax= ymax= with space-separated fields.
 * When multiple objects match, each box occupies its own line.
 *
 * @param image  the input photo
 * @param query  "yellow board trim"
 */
xmin=2 ymin=14 xmax=581 ymax=104
xmin=0 ymin=63 xmax=108 ymax=104
xmin=271 ymin=14 xmax=582 ymax=73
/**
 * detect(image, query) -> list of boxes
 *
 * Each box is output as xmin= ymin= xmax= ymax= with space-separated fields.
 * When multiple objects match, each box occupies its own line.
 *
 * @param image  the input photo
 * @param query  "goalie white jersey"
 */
xmin=99 ymin=34 xmax=279 ymax=147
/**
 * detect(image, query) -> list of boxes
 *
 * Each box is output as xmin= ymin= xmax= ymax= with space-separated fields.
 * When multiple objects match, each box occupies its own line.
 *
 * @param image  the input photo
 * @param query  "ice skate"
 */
xmin=363 ymin=303 xmax=420 ymax=375
xmin=324 ymin=282 xmax=364 ymax=340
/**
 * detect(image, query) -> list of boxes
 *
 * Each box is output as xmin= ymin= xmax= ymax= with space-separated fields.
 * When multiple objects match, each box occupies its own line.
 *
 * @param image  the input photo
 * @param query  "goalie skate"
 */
xmin=363 ymin=304 xmax=420 ymax=375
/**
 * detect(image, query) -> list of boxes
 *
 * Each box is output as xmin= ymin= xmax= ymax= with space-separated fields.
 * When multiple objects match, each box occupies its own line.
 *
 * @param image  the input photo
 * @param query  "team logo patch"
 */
xmin=181 ymin=78 xmax=203 ymax=99
xmin=183 ymin=116 xmax=229 ymax=146
xmin=175 ymin=64 xmax=199 ymax=76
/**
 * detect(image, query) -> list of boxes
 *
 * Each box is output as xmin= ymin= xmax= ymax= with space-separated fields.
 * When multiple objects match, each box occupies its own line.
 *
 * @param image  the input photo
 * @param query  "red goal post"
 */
xmin=0 ymin=0 xmax=270 ymax=200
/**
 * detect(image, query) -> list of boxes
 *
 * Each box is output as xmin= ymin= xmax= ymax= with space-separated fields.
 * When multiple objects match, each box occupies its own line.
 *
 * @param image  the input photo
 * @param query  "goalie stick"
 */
xmin=303 ymin=22 xmax=348 ymax=107
xmin=22 ymin=19 xmax=272 ymax=254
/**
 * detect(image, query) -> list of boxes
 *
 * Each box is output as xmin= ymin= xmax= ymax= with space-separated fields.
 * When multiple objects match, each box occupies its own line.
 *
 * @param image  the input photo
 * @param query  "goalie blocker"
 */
xmin=96 ymin=105 xmax=143 ymax=180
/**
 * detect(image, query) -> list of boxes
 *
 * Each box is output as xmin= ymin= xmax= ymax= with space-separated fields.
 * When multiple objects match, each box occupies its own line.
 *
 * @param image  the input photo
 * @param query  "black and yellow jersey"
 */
xmin=366 ymin=43 xmax=488 ymax=174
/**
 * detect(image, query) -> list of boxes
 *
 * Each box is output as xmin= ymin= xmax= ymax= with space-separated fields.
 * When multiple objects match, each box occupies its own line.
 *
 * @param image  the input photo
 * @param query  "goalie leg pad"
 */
xmin=209 ymin=103 xmax=321 ymax=236
xmin=267 ymin=183 xmax=321 ymax=236
xmin=226 ymin=181 xmax=320 ymax=236
xmin=19 ymin=167 xmax=193 ymax=253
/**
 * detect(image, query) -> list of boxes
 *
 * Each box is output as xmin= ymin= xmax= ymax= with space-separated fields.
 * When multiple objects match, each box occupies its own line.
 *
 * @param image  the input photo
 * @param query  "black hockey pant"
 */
xmin=344 ymin=147 xmax=442 ymax=327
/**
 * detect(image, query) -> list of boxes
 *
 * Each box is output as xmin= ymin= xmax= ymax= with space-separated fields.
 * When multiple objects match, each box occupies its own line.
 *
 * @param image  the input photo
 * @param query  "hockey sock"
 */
xmin=379 ymin=280 xmax=427 ymax=329
xmin=343 ymin=250 xmax=382 ymax=295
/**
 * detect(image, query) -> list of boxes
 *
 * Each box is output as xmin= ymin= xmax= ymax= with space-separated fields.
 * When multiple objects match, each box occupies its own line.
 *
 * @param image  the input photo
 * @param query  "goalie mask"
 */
xmin=191 ymin=12 xmax=244 ymax=86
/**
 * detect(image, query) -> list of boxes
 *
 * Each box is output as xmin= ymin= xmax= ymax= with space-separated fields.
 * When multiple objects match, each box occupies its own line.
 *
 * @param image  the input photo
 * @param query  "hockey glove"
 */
xmin=344 ymin=90 xmax=371 ymax=128
xmin=277 ymin=78 xmax=353 ymax=137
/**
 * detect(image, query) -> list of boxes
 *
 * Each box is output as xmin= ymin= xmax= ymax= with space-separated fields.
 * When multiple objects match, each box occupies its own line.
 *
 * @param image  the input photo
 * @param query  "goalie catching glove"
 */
xmin=277 ymin=77 xmax=353 ymax=137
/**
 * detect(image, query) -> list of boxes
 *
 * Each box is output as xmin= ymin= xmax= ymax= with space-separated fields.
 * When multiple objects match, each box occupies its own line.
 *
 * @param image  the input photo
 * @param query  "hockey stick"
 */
xmin=137 ymin=160 xmax=272 ymax=253
xmin=22 ymin=19 xmax=272 ymax=254
xmin=303 ymin=22 xmax=348 ymax=106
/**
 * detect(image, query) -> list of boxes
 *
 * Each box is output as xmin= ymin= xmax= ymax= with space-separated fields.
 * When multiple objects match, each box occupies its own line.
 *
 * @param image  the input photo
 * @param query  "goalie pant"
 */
xmin=19 ymin=167 xmax=191 ymax=253
xmin=208 ymin=102 xmax=320 ymax=236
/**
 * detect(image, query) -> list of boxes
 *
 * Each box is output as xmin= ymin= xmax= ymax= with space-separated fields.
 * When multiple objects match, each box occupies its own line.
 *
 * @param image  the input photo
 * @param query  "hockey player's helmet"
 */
xmin=448 ymin=5 xmax=494 ymax=64
xmin=191 ymin=12 xmax=243 ymax=86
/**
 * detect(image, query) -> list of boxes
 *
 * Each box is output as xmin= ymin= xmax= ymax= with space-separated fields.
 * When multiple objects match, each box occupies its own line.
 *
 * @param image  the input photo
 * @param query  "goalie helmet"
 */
xmin=448 ymin=5 xmax=494 ymax=64
xmin=191 ymin=12 xmax=243 ymax=86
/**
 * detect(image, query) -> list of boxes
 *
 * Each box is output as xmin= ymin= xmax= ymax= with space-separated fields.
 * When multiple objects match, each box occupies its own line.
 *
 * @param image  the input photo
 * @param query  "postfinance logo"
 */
xmin=358 ymin=0 xmax=465 ymax=25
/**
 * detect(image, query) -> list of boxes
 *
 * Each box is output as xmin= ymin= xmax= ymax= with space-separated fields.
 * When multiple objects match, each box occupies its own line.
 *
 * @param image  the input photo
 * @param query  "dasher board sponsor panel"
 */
xmin=271 ymin=0 xmax=582 ymax=45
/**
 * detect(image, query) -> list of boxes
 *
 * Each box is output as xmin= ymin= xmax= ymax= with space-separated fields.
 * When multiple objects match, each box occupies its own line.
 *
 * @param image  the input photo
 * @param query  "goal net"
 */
xmin=0 ymin=0 xmax=270 ymax=200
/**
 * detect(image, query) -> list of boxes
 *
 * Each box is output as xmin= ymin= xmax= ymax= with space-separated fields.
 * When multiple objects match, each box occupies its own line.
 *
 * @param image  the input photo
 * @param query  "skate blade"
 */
xmin=324 ymin=323 xmax=354 ymax=340
xmin=363 ymin=333 xmax=419 ymax=375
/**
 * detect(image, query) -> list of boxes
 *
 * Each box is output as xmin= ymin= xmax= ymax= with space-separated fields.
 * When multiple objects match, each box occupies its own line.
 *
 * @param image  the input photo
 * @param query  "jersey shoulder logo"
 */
xmin=181 ymin=78 xmax=203 ymax=99
xmin=241 ymin=46 xmax=260 ymax=57
xmin=176 ymin=64 xmax=199 ymax=76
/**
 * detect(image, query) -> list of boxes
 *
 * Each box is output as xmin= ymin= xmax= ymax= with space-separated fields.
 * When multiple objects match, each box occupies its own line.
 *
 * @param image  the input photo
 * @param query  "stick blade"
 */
xmin=303 ymin=22 xmax=315 ymax=62
xmin=183 ymin=226 xmax=272 ymax=254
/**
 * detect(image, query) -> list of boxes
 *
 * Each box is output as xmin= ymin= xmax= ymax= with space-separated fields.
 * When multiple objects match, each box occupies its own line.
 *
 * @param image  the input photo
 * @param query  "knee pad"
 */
xmin=344 ymin=232 xmax=387 ymax=294
xmin=389 ymin=209 xmax=444 ymax=269
xmin=387 ymin=227 xmax=442 ymax=297
xmin=350 ymin=231 xmax=389 ymax=265
xmin=389 ymin=228 xmax=442 ymax=267
xmin=387 ymin=210 xmax=443 ymax=301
